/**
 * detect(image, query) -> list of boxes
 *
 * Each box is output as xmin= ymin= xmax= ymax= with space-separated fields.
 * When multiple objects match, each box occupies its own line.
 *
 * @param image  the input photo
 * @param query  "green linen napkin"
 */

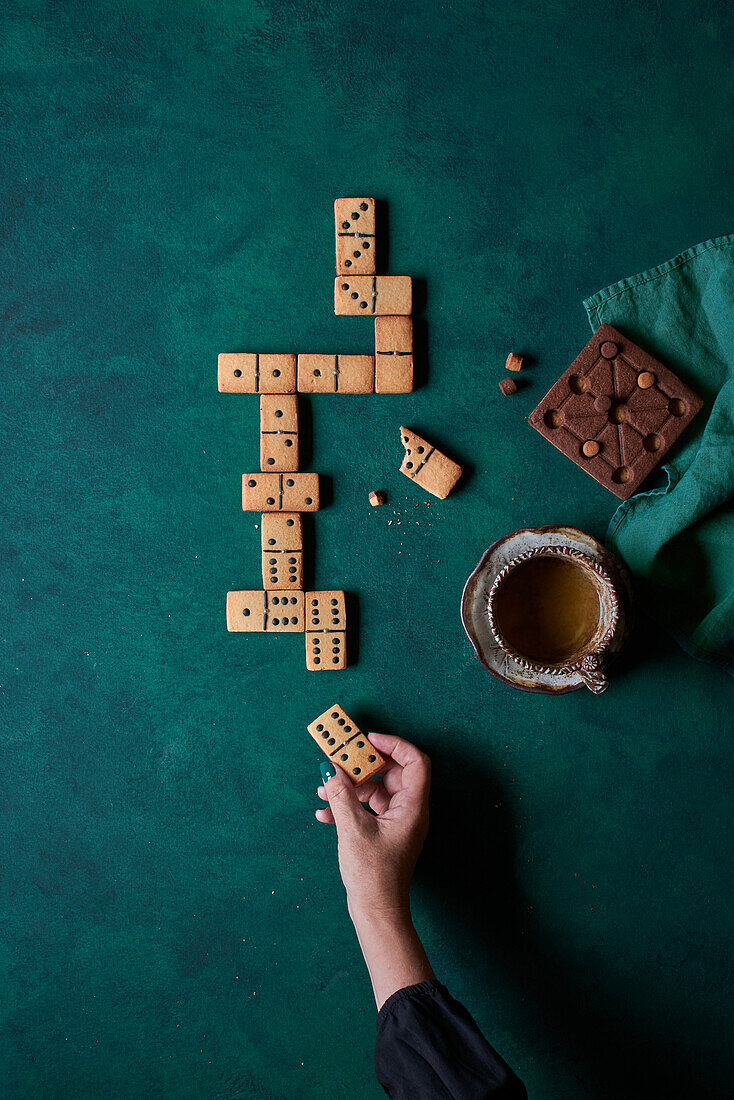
xmin=583 ymin=234 xmax=734 ymax=676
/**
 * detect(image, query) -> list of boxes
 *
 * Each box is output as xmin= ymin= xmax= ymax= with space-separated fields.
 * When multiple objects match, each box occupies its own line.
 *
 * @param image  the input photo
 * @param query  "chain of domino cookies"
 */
xmin=308 ymin=704 xmax=385 ymax=785
xmin=218 ymin=198 xmax=416 ymax=669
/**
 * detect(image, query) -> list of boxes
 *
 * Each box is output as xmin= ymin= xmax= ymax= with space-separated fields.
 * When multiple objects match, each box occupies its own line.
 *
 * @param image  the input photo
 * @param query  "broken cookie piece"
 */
xmin=399 ymin=427 xmax=462 ymax=499
xmin=499 ymin=377 xmax=518 ymax=396
xmin=505 ymin=352 xmax=524 ymax=372
xmin=368 ymin=490 xmax=386 ymax=507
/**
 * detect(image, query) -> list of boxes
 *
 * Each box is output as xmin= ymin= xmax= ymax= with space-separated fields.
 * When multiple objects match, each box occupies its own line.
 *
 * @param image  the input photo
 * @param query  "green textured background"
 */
xmin=2 ymin=1 xmax=733 ymax=1096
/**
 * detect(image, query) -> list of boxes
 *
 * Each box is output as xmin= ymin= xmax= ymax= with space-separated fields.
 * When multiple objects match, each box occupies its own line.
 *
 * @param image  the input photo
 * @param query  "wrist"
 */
xmin=348 ymin=898 xmax=412 ymax=932
xmin=347 ymin=898 xmax=434 ymax=1010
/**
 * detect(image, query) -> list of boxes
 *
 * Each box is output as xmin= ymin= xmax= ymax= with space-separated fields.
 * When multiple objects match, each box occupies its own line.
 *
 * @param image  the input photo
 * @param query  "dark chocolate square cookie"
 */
xmin=529 ymin=325 xmax=703 ymax=499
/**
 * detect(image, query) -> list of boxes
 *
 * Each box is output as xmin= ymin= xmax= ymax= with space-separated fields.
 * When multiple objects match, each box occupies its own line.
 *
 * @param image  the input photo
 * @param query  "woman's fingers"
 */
xmin=352 ymin=780 xmax=380 ymax=803
xmin=317 ymin=777 xmax=392 ymax=822
xmin=367 ymin=731 xmax=425 ymax=768
xmin=367 ymin=732 xmax=430 ymax=804
xmin=315 ymin=743 xmax=421 ymax=824
xmin=368 ymin=785 xmax=391 ymax=815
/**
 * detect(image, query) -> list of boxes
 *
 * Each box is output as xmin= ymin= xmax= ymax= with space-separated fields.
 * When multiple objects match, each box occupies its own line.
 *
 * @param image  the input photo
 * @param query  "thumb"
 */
xmin=323 ymin=767 xmax=364 ymax=831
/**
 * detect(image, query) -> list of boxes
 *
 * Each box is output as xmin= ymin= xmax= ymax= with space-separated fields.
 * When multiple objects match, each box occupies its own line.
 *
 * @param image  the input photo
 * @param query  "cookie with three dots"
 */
xmin=528 ymin=325 xmax=703 ymax=500
xmin=259 ymin=394 xmax=299 ymax=472
xmin=334 ymin=276 xmax=412 ymax=316
xmin=335 ymin=198 xmax=376 ymax=275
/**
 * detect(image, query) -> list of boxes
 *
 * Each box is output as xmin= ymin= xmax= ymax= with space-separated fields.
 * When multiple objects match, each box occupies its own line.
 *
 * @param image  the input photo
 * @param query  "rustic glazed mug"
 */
xmin=486 ymin=545 xmax=619 ymax=694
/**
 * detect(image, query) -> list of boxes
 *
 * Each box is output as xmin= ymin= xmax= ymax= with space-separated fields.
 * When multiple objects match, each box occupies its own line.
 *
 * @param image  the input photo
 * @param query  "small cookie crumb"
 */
xmin=368 ymin=490 xmax=386 ymax=507
xmin=499 ymin=377 xmax=518 ymax=396
xmin=505 ymin=352 xmax=524 ymax=373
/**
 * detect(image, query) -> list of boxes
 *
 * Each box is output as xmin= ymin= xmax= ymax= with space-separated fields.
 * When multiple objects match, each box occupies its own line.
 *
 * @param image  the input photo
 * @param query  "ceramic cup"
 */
xmin=486 ymin=545 xmax=619 ymax=694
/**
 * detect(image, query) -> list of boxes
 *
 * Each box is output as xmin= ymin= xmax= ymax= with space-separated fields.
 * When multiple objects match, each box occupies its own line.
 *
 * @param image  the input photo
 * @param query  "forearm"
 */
xmin=349 ymin=902 xmax=434 ymax=1010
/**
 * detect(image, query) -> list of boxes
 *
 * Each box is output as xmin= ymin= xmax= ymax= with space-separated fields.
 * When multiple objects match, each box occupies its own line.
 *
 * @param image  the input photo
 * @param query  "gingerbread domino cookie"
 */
xmin=375 ymin=316 xmax=413 ymax=393
xmin=307 ymin=704 xmax=385 ymax=785
xmin=261 ymin=512 xmax=303 ymax=589
xmin=242 ymin=473 xmax=319 ymax=512
xmin=335 ymin=198 xmax=376 ymax=275
xmin=226 ymin=590 xmax=304 ymax=632
xmin=297 ymin=354 xmax=374 ymax=394
xmin=334 ymin=276 xmax=412 ymax=316
xmin=218 ymin=353 xmax=296 ymax=394
xmin=528 ymin=324 xmax=703 ymax=500
xmin=399 ymin=427 xmax=463 ymax=499
xmin=305 ymin=591 xmax=346 ymax=670
xmin=260 ymin=395 xmax=299 ymax=471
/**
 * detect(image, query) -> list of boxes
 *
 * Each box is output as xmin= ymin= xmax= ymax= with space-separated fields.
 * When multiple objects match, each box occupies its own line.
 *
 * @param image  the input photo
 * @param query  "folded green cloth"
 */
xmin=583 ymin=234 xmax=734 ymax=676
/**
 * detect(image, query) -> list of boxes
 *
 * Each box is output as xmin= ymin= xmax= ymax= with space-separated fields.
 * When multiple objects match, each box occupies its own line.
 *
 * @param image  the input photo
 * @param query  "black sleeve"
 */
xmin=374 ymin=979 xmax=527 ymax=1099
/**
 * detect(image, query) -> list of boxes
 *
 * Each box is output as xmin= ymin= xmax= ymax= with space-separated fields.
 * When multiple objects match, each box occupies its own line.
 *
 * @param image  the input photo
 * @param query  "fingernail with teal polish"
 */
xmin=320 ymin=761 xmax=336 ymax=783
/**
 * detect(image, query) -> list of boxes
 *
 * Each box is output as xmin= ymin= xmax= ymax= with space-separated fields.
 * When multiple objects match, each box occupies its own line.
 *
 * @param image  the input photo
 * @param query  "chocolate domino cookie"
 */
xmin=528 ymin=325 xmax=703 ymax=500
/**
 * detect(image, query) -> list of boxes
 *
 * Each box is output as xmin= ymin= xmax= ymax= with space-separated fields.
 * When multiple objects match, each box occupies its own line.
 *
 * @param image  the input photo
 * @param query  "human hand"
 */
xmin=315 ymin=732 xmax=431 ymax=919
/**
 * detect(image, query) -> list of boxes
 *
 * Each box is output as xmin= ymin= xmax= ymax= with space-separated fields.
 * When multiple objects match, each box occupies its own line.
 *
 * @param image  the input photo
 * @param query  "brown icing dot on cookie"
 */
xmin=582 ymin=440 xmax=600 ymax=458
xmin=637 ymin=371 xmax=656 ymax=389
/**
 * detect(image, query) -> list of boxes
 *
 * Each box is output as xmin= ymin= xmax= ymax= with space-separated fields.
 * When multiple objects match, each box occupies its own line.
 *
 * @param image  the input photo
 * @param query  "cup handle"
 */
xmin=575 ymin=652 xmax=608 ymax=694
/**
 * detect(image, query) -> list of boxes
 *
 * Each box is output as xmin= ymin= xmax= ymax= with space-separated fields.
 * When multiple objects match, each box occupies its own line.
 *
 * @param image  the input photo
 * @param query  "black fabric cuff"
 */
xmin=377 ymin=979 xmax=446 ymax=1026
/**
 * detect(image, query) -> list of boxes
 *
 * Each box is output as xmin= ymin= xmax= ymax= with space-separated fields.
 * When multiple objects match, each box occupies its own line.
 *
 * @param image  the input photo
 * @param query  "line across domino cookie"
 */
xmin=307 ymin=704 xmax=385 ymax=785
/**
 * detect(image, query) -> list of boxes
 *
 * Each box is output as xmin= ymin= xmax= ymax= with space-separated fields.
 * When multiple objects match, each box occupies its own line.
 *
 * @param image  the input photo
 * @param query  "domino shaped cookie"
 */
xmin=399 ymin=427 xmax=462 ymax=499
xmin=261 ymin=513 xmax=303 ymax=589
xmin=260 ymin=394 xmax=299 ymax=471
xmin=334 ymin=276 xmax=412 ymax=316
xmin=307 ymin=704 xmax=385 ymax=785
xmin=297 ymin=354 xmax=374 ymax=394
xmin=226 ymin=590 xmax=304 ymax=632
xmin=218 ymin=353 xmax=296 ymax=394
xmin=242 ymin=472 xmax=319 ymax=512
xmin=375 ymin=316 xmax=413 ymax=393
xmin=335 ymin=198 xmax=376 ymax=275
xmin=305 ymin=590 xmax=346 ymax=670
